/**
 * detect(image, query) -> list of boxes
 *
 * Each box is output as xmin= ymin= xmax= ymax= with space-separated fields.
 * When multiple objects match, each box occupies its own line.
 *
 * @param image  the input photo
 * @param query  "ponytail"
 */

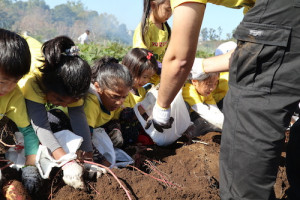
xmin=165 ymin=22 xmax=171 ymax=41
xmin=37 ymin=36 xmax=91 ymax=98
xmin=41 ymin=36 xmax=75 ymax=71
xmin=122 ymin=48 xmax=158 ymax=79
xmin=141 ymin=0 xmax=152 ymax=45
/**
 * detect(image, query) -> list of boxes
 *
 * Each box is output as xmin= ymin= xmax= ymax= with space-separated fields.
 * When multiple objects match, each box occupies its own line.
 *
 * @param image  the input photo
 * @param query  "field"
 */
xmin=0 ymin=130 xmax=289 ymax=200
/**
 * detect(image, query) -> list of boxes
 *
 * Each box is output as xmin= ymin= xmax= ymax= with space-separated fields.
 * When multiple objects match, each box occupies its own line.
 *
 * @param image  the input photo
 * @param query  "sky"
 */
xmin=43 ymin=0 xmax=244 ymax=39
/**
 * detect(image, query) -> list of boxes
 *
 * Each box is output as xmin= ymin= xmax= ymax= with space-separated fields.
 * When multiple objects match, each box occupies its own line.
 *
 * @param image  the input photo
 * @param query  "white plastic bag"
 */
xmin=5 ymin=132 xmax=26 ymax=170
xmin=35 ymin=130 xmax=83 ymax=179
xmin=134 ymin=89 xmax=192 ymax=146
xmin=92 ymin=127 xmax=133 ymax=168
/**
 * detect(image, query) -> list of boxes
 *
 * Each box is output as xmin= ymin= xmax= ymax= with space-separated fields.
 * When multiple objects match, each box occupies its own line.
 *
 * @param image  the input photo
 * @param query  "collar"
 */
xmin=99 ymin=101 xmax=110 ymax=115
xmin=88 ymin=84 xmax=110 ymax=115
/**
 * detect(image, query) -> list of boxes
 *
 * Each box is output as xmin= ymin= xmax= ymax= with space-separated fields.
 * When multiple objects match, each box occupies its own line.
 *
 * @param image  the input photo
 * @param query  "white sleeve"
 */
xmin=191 ymin=103 xmax=224 ymax=129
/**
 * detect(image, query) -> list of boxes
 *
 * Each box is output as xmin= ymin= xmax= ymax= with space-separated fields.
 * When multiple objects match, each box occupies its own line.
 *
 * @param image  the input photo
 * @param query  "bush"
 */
xmin=79 ymin=42 xmax=131 ymax=65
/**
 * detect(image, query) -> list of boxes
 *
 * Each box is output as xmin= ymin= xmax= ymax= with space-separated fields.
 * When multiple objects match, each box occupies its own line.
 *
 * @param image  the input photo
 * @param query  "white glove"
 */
xmin=108 ymin=129 xmax=123 ymax=148
xmin=62 ymin=161 xmax=84 ymax=189
xmin=188 ymin=58 xmax=207 ymax=80
xmin=83 ymin=163 xmax=107 ymax=179
xmin=152 ymin=103 xmax=171 ymax=124
xmin=145 ymin=103 xmax=174 ymax=133
xmin=22 ymin=166 xmax=42 ymax=194
xmin=192 ymin=103 xmax=224 ymax=129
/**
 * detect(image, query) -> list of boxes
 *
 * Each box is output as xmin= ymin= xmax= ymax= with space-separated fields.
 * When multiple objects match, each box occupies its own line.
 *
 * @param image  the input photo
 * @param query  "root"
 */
xmin=128 ymin=162 xmax=181 ymax=189
xmin=82 ymin=160 xmax=132 ymax=200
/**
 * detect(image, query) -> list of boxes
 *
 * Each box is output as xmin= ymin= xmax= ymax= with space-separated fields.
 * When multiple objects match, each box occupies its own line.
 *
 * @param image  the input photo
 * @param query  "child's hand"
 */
xmin=83 ymin=163 xmax=107 ymax=179
xmin=22 ymin=166 xmax=42 ymax=194
xmin=108 ymin=128 xmax=124 ymax=147
xmin=62 ymin=160 xmax=84 ymax=189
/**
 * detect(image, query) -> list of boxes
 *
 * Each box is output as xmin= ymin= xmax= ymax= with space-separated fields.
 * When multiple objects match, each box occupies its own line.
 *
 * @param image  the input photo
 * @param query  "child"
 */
xmin=121 ymin=48 xmax=158 ymax=145
xmin=122 ymin=48 xmax=158 ymax=108
xmin=183 ymin=58 xmax=224 ymax=136
xmin=212 ymin=41 xmax=237 ymax=110
xmin=20 ymin=36 xmax=93 ymax=189
xmin=0 ymin=28 xmax=41 ymax=193
xmin=133 ymin=0 xmax=172 ymax=85
xmin=84 ymin=57 xmax=132 ymax=163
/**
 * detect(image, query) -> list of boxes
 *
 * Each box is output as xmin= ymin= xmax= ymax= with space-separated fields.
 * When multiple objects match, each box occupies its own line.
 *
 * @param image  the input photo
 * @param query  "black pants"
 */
xmin=220 ymin=0 xmax=300 ymax=199
xmin=286 ymin=119 xmax=300 ymax=200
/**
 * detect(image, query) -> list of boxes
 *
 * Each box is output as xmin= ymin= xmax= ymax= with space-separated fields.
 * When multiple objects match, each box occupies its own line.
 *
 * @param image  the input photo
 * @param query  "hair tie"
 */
xmin=146 ymin=52 xmax=153 ymax=60
xmin=64 ymin=46 xmax=80 ymax=56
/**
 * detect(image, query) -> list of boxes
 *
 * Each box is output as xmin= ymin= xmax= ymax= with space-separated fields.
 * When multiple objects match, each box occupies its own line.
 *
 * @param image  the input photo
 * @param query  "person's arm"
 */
xmin=18 ymin=125 xmax=39 ymax=156
xmin=25 ymin=99 xmax=66 ymax=160
xmin=203 ymin=49 xmax=234 ymax=73
xmin=158 ymin=3 xmax=206 ymax=108
xmin=68 ymin=106 xmax=93 ymax=152
xmin=26 ymin=101 xmax=84 ymax=189
xmin=191 ymin=103 xmax=224 ymax=129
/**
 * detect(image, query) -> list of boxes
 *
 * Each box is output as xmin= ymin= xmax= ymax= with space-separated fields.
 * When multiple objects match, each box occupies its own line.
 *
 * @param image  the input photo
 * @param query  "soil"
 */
xmin=0 ymin=131 xmax=290 ymax=200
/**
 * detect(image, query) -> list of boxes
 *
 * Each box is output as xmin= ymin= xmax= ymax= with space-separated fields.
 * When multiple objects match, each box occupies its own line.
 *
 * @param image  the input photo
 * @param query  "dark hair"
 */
xmin=0 ymin=28 xmax=31 ymax=78
xmin=141 ymin=0 xmax=171 ymax=44
xmin=122 ymin=48 xmax=158 ymax=79
xmin=38 ymin=36 xmax=91 ymax=98
xmin=92 ymin=56 xmax=133 ymax=91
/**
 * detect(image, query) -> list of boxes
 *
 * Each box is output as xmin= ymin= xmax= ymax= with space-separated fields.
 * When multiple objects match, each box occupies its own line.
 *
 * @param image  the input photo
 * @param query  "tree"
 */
xmin=200 ymin=27 xmax=208 ymax=41
xmin=226 ymin=33 xmax=232 ymax=40
xmin=208 ymin=28 xmax=218 ymax=41
xmin=51 ymin=4 xmax=77 ymax=26
xmin=217 ymin=26 xmax=222 ymax=40
xmin=12 ymin=7 xmax=55 ymax=39
xmin=27 ymin=0 xmax=49 ymax=10
xmin=1 ymin=0 xmax=131 ymax=44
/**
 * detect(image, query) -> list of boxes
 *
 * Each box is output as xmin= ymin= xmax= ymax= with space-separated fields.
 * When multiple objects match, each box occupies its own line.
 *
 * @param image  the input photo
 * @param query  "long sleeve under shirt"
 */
xmin=26 ymin=100 xmax=93 ymax=153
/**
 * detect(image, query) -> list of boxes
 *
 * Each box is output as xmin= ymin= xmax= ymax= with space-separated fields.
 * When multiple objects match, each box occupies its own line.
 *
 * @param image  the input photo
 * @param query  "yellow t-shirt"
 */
xmin=212 ymin=72 xmax=229 ymax=103
xmin=123 ymin=87 xmax=147 ymax=108
xmin=0 ymin=86 xmax=30 ymax=128
xmin=19 ymin=35 xmax=43 ymax=88
xmin=182 ymin=82 xmax=216 ymax=111
xmin=133 ymin=20 xmax=169 ymax=62
xmin=171 ymin=0 xmax=256 ymax=14
xmin=133 ymin=20 xmax=169 ymax=85
xmin=20 ymin=75 xmax=83 ymax=107
xmin=84 ymin=92 xmax=123 ymax=128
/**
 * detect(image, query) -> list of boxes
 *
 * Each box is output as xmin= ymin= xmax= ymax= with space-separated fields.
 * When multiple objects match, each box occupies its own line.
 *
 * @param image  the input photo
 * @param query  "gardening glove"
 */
xmin=62 ymin=160 xmax=84 ymax=189
xmin=83 ymin=163 xmax=107 ymax=179
xmin=188 ymin=58 xmax=206 ymax=80
xmin=108 ymin=128 xmax=124 ymax=148
xmin=145 ymin=103 xmax=174 ymax=133
xmin=21 ymin=166 xmax=42 ymax=194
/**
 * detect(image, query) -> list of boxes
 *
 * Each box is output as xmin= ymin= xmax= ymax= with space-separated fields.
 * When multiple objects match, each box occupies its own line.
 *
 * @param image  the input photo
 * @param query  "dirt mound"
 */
xmin=0 ymin=132 xmax=289 ymax=200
